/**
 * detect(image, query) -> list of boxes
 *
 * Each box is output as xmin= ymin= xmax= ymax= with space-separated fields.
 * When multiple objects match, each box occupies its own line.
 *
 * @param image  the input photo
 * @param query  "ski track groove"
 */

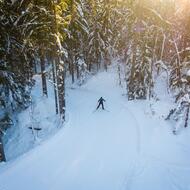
xmin=166 ymin=168 xmax=187 ymax=190
xmin=120 ymin=105 xmax=149 ymax=190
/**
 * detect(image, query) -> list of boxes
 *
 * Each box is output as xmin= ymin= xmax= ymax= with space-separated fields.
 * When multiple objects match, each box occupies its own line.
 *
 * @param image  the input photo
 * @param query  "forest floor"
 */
xmin=0 ymin=64 xmax=190 ymax=190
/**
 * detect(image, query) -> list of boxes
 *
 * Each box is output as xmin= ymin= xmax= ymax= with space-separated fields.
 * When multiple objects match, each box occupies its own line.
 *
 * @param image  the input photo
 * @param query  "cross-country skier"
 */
xmin=96 ymin=97 xmax=105 ymax=110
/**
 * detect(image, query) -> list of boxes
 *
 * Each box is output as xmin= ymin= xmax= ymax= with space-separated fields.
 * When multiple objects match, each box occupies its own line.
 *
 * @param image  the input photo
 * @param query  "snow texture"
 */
xmin=3 ymin=75 xmax=61 ymax=161
xmin=187 ymin=69 xmax=190 ymax=77
xmin=0 ymin=65 xmax=190 ymax=190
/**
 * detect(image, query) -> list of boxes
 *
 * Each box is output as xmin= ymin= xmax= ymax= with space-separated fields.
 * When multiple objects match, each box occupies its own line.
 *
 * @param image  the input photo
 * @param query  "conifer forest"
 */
xmin=0 ymin=1 xmax=190 ymax=190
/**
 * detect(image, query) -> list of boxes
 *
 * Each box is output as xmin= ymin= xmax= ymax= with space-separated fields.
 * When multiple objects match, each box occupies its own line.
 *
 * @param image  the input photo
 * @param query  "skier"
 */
xmin=96 ymin=97 xmax=105 ymax=110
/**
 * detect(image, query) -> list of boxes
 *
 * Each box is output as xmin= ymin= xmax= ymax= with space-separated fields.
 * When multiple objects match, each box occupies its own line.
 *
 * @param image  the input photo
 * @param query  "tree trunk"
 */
xmin=40 ymin=48 xmax=48 ymax=96
xmin=68 ymin=52 xmax=75 ymax=83
xmin=0 ymin=136 xmax=6 ymax=162
xmin=51 ymin=0 xmax=66 ymax=121
xmin=76 ymin=64 xmax=80 ymax=79
xmin=174 ymin=41 xmax=182 ymax=86
xmin=184 ymin=105 xmax=189 ymax=128
xmin=52 ymin=60 xmax=59 ymax=114
xmin=71 ymin=62 xmax=75 ymax=84
xmin=56 ymin=58 xmax=65 ymax=121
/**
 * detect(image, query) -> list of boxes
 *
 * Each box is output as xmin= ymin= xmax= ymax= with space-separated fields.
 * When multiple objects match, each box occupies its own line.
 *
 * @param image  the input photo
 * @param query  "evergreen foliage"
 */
xmin=0 ymin=0 xmax=190 ymax=141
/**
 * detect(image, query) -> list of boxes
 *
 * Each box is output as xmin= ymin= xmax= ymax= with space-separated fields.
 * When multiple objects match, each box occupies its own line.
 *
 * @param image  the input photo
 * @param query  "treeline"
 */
xmin=0 ymin=0 xmax=190 ymax=132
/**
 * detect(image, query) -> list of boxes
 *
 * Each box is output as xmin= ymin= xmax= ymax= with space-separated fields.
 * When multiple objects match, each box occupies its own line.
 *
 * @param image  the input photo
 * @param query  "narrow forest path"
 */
xmin=0 ymin=66 xmax=190 ymax=190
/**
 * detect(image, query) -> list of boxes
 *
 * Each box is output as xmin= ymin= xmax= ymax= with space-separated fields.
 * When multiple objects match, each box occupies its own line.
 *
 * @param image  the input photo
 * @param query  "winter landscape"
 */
xmin=0 ymin=0 xmax=190 ymax=190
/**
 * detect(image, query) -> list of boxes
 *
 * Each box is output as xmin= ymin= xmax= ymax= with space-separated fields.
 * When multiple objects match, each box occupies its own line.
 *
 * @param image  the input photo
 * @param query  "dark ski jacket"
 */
xmin=98 ymin=97 xmax=105 ymax=103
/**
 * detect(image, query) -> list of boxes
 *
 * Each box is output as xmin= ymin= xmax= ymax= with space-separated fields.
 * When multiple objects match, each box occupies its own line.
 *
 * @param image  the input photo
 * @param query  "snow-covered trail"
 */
xmin=0 ymin=66 xmax=190 ymax=190
xmin=64 ymin=70 xmax=142 ymax=190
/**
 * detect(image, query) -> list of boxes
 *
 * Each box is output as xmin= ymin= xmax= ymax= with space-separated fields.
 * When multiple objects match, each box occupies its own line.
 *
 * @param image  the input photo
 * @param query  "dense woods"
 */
xmin=0 ymin=0 xmax=190 ymax=160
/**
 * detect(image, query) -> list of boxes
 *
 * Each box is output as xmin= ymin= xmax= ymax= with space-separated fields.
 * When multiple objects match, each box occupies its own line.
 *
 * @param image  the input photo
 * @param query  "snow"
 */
xmin=187 ymin=69 xmax=190 ymax=76
xmin=0 ymin=65 xmax=190 ymax=190
xmin=3 ymin=74 xmax=61 ymax=161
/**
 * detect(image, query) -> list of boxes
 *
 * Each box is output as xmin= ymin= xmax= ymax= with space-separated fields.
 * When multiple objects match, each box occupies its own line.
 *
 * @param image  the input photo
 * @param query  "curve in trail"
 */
xmin=0 ymin=69 xmax=142 ymax=190
xmin=63 ymin=70 xmax=143 ymax=190
xmin=1 ymin=68 xmax=189 ymax=190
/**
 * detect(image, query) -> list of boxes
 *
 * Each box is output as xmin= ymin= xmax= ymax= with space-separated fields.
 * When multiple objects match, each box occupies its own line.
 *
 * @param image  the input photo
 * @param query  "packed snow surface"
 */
xmin=0 ymin=66 xmax=190 ymax=190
